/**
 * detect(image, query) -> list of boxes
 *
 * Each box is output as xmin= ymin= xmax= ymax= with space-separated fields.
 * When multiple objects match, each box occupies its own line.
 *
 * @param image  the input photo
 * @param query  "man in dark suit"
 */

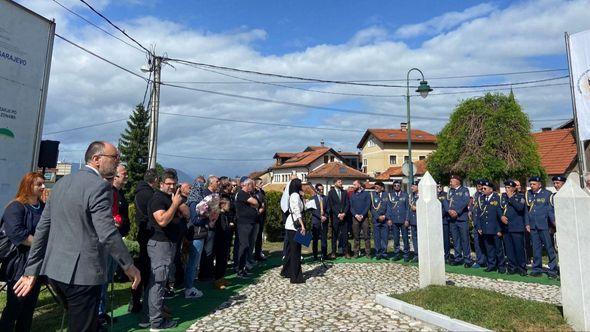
xmin=311 ymin=183 xmax=329 ymax=260
xmin=15 ymin=141 xmax=140 ymax=332
xmin=328 ymin=178 xmax=350 ymax=259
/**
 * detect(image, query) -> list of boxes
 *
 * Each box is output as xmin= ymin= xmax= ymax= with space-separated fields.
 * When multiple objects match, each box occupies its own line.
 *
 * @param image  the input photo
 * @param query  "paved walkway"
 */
xmin=187 ymin=262 xmax=561 ymax=331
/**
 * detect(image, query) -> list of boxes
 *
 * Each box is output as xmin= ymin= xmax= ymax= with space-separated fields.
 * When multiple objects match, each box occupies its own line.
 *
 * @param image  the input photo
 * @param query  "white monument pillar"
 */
xmin=554 ymin=172 xmax=590 ymax=331
xmin=417 ymin=172 xmax=446 ymax=288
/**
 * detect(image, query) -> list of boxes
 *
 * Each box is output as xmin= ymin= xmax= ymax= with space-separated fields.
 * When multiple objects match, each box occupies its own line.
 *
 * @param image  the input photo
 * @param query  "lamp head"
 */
xmin=416 ymin=80 xmax=433 ymax=98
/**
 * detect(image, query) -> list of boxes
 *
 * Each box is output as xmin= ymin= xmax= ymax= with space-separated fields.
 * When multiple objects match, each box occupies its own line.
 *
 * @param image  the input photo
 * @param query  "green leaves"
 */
xmin=427 ymin=93 xmax=545 ymax=184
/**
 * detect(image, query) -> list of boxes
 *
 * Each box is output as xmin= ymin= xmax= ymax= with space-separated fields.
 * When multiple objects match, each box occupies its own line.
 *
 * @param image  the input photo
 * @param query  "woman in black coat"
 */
xmin=0 ymin=172 xmax=46 ymax=331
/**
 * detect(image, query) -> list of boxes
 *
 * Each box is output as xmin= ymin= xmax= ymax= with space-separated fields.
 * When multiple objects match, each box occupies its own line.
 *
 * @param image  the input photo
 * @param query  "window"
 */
xmin=389 ymin=155 xmax=397 ymax=165
xmin=367 ymin=139 xmax=375 ymax=147
xmin=419 ymin=156 xmax=426 ymax=161
xmin=324 ymin=155 xmax=329 ymax=164
xmin=404 ymin=156 xmax=410 ymax=163
xmin=330 ymin=156 xmax=335 ymax=162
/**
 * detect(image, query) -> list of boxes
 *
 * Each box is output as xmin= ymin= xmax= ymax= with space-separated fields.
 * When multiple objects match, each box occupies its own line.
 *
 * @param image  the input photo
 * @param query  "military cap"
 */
xmin=374 ymin=181 xmax=385 ymax=187
xmin=450 ymin=175 xmax=462 ymax=181
xmin=552 ymin=175 xmax=567 ymax=182
xmin=529 ymin=176 xmax=542 ymax=183
xmin=475 ymin=179 xmax=484 ymax=186
xmin=504 ymin=180 xmax=517 ymax=187
xmin=393 ymin=180 xmax=401 ymax=185
xmin=481 ymin=180 xmax=493 ymax=188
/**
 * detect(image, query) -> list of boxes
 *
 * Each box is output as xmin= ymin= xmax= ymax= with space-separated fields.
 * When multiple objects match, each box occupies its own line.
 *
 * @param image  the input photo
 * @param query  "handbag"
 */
xmin=186 ymin=224 xmax=208 ymax=240
xmin=0 ymin=206 xmax=19 ymax=282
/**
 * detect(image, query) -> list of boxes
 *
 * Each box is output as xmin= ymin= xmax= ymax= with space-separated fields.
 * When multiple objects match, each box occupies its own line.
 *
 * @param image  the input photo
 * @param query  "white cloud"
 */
xmin=11 ymin=0 xmax=590 ymax=177
xmin=395 ymin=3 xmax=496 ymax=39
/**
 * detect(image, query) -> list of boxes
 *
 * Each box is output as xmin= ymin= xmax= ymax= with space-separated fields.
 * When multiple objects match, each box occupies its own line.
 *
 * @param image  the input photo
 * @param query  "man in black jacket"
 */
xmin=328 ymin=178 xmax=350 ymax=259
xmin=129 ymin=169 xmax=159 ymax=313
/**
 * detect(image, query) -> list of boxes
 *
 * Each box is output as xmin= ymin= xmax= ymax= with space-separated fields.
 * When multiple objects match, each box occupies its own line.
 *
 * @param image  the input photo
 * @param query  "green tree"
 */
xmin=118 ymin=104 xmax=150 ymax=201
xmin=427 ymin=93 xmax=545 ymax=184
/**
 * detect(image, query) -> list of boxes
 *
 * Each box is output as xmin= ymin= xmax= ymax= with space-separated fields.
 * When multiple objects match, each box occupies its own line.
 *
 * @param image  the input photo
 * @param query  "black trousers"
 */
xmin=312 ymin=222 xmax=329 ymax=259
xmin=254 ymin=214 xmax=265 ymax=258
xmin=331 ymin=217 xmax=349 ymax=255
xmin=236 ymin=222 xmax=255 ymax=271
xmin=0 ymin=279 xmax=41 ymax=331
xmin=49 ymin=279 xmax=102 ymax=332
xmin=281 ymin=230 xmax=303 ymax=282
xmin=132 ymin=229 xmax=151 ymax=306
xmin=214 ymin=227 xmax=231 ymax=280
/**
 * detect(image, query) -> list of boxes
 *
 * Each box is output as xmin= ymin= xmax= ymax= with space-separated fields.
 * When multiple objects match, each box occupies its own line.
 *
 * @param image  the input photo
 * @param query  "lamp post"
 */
xmin=406 ymin=68 xmax=432 ymax=192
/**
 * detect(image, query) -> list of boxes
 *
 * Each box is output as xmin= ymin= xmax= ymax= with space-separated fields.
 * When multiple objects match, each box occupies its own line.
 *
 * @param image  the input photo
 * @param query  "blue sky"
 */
xmin=17 ymin=0 xmax=590 ymax=177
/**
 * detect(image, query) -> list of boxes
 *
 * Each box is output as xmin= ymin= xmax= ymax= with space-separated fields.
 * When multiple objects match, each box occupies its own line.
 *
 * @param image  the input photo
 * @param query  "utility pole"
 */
xmin=147 ymin=56 xmax=162 ymax=170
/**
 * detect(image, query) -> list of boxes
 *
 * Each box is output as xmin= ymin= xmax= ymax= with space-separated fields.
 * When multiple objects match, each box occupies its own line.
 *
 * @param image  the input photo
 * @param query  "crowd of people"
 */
xmin=1 ymin=139 xmax=589 ymax=331
xmin=305 ymin=174 xmax=580 ymax=281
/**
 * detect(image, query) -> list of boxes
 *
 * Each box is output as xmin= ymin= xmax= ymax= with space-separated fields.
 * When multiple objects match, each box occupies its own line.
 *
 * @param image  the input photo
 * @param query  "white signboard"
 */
xmin=0 ymin=0 xmax=54 ymax=214
xmin=568 ymin=29 xmax=590 ymax=141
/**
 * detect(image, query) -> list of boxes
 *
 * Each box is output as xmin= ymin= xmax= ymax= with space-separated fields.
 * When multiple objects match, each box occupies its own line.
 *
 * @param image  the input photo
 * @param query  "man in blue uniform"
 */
xmin=471 ymin=179 xmax=488 ymax=268
xmin=447 ymin=175 xmax=473 ymax=267
xmin=350 ymin=180 xmax=371 ymax=258
xmin=474 ymin=181 xmax=506 ymax=273
xmin=370 ymin=181 xmax=390 ymax=260
xmin=501 ymin=180 xmax=527 ymax=276
xmin=437 ymin=182 xmax=451 ymax=263
xmin=386 ymin=180 xmax=410 ymax=262
xmin=311 ymin=184 xmax=329 ymax=261
xmin=409 ymin=180 xmax=420 ymax=263
xmin=525 ymin=176 xmax=559 ymax=278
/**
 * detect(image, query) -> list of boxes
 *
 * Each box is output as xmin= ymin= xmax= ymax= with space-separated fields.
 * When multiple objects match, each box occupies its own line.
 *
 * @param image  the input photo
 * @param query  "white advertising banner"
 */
xmin=0 ymin=0 xmax=54 ymax=214
xmin=569 ymin=29 xmax=590 ymax=141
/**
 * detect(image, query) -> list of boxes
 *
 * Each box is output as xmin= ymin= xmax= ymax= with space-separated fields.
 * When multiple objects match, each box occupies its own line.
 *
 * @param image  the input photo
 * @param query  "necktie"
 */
xmin=319 ymin=196 xmax=324 ymax=216
xmin=337 ymin=189 xmax=341 ymax=201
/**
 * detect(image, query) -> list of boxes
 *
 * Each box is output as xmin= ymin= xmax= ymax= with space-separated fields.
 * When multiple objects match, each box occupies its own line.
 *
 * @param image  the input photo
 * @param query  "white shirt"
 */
xmin=285 ymin=193 xmax=304 ymax=231
xmin=280 ymin=180 xmax=291 ymax=213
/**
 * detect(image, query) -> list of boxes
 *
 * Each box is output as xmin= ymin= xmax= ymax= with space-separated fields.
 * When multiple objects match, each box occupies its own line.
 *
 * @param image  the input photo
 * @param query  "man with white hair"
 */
xmin=234 ymin=177 xmax=260 ymax=278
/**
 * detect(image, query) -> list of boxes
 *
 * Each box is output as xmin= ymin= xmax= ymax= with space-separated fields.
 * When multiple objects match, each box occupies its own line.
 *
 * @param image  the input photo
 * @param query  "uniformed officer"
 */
xmin=525 ymin=176 xmax=559 ymax=278
xmin=409 ymin=180 xmax=420 ymax=263
xmin=386 ymin=180 xmax=410 ymax=261
xmin=474 ymin=181 xmax=506 ymax=273
xmin=447 ymin=175 xmax=473 ymax=267
xmin=500 ymin=180 xmax=527 ymax=276
xmin=552 ymin=175 xmax=566 ymax=191
xmin=370 ymin=181 xmax=390 ymax=260
xmin=437 ymin=182 xmax=451 ymax=263
xmin=471 ymin=179 xmax=488 ymax=268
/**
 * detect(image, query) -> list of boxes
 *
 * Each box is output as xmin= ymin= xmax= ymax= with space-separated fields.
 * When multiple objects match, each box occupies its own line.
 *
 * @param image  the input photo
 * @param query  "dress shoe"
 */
xmin=464 ymin=262 xmax=474 ymax=268
xmin=519 ymin=269 xmax=528 ymax=277
xmin=393 ymin=254 xmax=403 ymax=261
xmin=498 ymin=267 xmax=507 ymax=274
xmin=450 ymin=261 xmax=462 ymax=266
xmin=411 ymin=257 xmax=419 ymax=263
xmin=547 ymin=273 xmax=559 ymax=280
xmin=484 ymin=267 xmax=497 ymax=272
xmin=529 ymin=271 xmax=543 ymax=277
xmin=366 ymin=254 xmax=372 ymax=259
xmin=403 ymin=258 xmax=410 ymax=262
xmin=290 ymin=278 xmax=305 ymax=284
xmin=381 ymin=255 xmax=389 ymax=261
xmin=329 ymin=253 xmax=337 ymax=260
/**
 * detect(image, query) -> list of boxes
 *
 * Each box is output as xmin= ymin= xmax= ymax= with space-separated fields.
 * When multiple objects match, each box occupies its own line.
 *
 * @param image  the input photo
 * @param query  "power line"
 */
xmin=159 ymin=112 xmax=366 ymax=132
xmin=429 ymin=82 xmax=570 ymax=96
xmin=55 ymin=33 xmax=148 ymax=81
xmin=158 ymin=153 xmax=272 ymax=162
xmin=166 ymin=68 xmax=570 ymax=85
xmin=166 ymin=57 xmax=569 ymax=89
xmin=43 ymin=118 xmax=127 ymax=135
xmin=52 ymin=0 xmax=144 ymax=53
xmin=160 ymin=81 xmax=447 ymax=120
xmin=78 ymin=0 xmax=152 ymax=55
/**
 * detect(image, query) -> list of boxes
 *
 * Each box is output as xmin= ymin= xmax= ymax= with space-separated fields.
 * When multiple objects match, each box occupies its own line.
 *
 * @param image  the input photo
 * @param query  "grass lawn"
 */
xmin=392 ymin=285 xmax=571 ymax=331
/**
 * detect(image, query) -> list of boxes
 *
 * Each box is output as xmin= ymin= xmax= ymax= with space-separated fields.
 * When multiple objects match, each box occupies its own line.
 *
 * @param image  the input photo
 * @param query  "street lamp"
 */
xmin=406 ymin=68 xmax=432 ymax=192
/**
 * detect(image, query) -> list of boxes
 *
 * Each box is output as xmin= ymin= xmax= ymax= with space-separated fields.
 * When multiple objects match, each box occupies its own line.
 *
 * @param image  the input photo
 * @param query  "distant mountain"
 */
xmin=176 ymin=168 xmax=195 ymax=183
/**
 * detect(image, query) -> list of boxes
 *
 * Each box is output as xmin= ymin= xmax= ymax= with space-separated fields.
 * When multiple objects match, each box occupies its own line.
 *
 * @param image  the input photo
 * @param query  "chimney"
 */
xmin=541 ymin=127 xmax=552 ymax=132
xmin=400 ymin=122 xmax=408 ymax=132
xmin=320 ymin=139 xmax=325 ymax=147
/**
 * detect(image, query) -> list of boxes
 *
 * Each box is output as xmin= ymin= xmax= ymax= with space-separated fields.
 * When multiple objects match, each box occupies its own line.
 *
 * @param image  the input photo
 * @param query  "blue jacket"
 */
xmin=409 ymin=192 xmax=419 ymax=226
xmin=369 ymin=191 xmax=389 ymax=224
xmin=447 ymin=186 xmax=470 ymax=222
xmin=437 ymin=190 xmax=449 ymax=225
xmin=500 ymin=192 xmax=526 ymax=232
xmin=525 ymin=188 xmax=555 ymax=230
xmin=310 ymin=194 xmax=329 ymax=226
xmin=472 ymin=191 xmax=483 ymax=218
xmin=474 ymin=192 xmax=504 ymax=235
xmin=386 ymin=190 xmax=409 ymax=224
xmin=350 ymin=189 xmax=371 ymax=218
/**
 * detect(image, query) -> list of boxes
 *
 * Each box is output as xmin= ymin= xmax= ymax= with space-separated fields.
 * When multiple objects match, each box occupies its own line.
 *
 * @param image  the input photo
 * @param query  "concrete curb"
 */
xmin=375 ymin=294 xmax=491 ymax=332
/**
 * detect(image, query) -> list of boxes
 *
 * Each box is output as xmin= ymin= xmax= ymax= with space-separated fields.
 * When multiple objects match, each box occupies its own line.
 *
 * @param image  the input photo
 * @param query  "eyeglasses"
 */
xmin=99 ymin=153 xmax=120 ymax=161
